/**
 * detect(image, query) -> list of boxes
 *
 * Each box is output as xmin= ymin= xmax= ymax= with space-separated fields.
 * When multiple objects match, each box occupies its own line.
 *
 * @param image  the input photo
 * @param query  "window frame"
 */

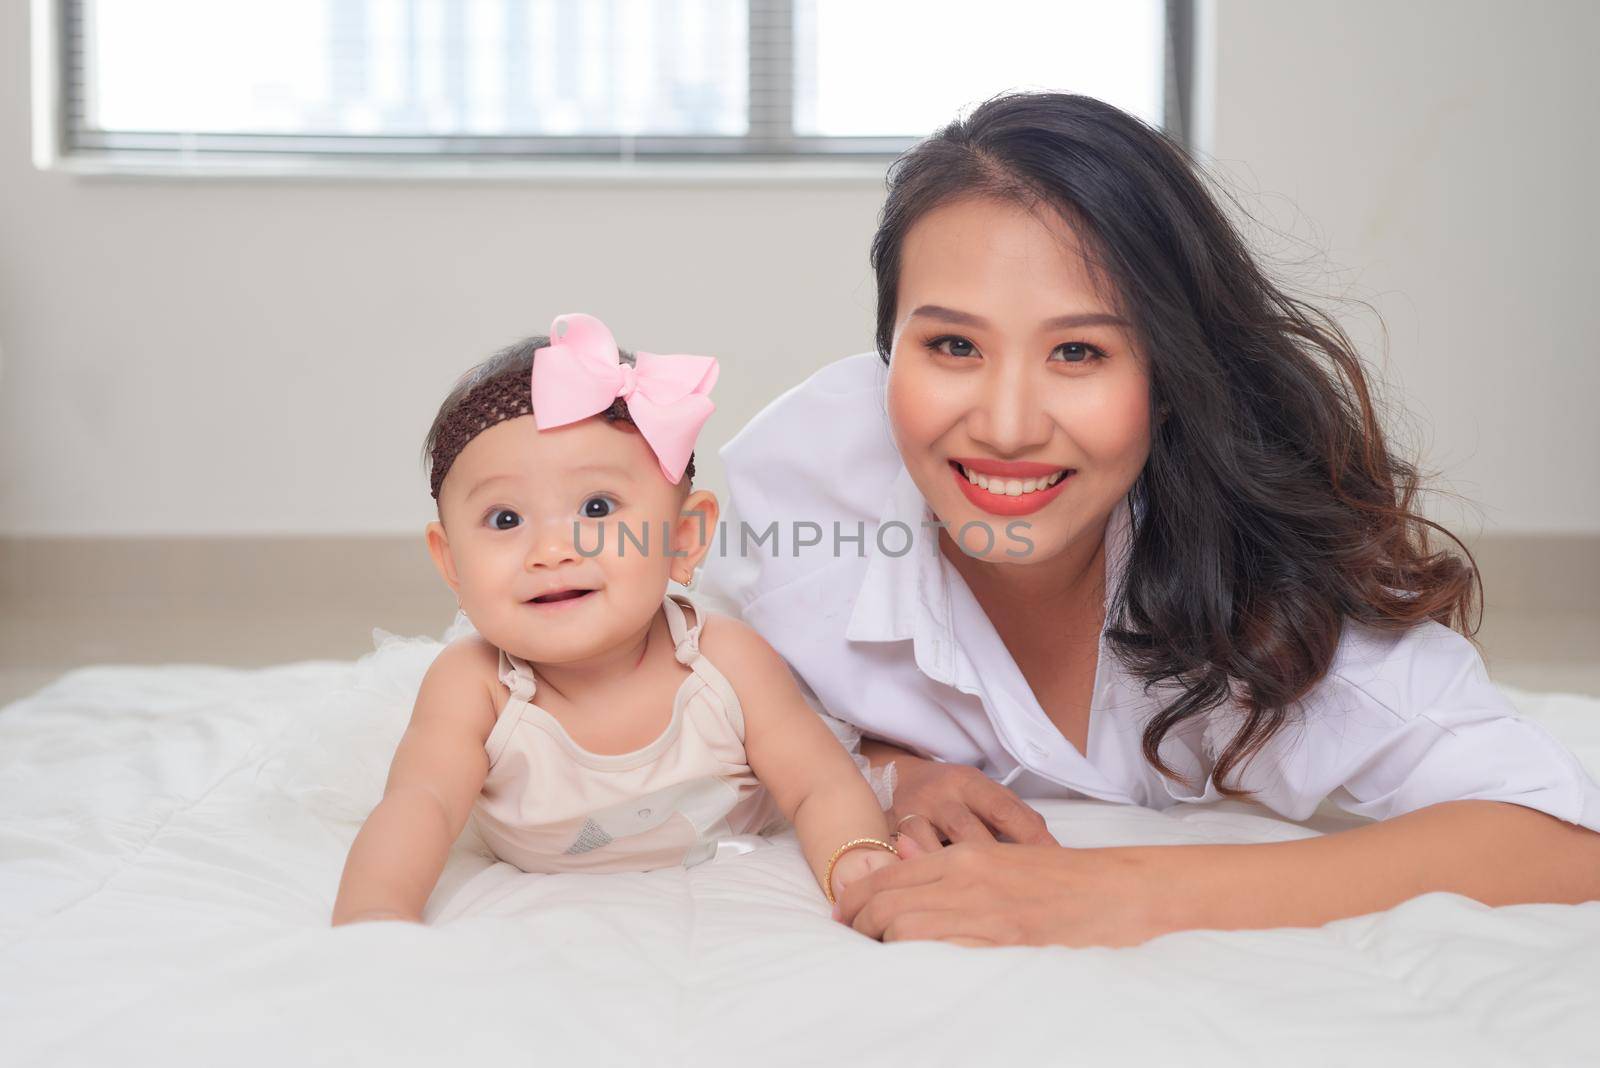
xmin=35 ymin=0 xmax=1196 ymax=178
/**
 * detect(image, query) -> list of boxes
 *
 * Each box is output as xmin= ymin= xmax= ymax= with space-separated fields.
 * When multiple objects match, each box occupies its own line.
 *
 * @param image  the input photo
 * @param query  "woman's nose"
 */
xmin=967 ymin=361 xmax=1052 ymax=454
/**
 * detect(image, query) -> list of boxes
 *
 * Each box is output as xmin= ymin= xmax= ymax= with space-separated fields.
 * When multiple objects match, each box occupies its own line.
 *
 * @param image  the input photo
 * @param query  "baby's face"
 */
xmin=427 ymin=414 xmax=716 ymax=665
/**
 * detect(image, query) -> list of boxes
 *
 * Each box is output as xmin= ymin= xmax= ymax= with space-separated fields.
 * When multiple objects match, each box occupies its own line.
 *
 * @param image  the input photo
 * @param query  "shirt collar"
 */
xmin=848 ymin=469 xmax=1135 ymax=630
xmin=846 ymin=465 xmax=1138 ymax=683
xmin=845 ymin=464 xmax=948 ymax=646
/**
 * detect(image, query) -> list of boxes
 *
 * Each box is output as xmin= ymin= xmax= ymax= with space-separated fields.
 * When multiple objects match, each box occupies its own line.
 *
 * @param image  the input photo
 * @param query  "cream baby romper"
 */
xmin=471 ymin=593 xmax=784 ymax=873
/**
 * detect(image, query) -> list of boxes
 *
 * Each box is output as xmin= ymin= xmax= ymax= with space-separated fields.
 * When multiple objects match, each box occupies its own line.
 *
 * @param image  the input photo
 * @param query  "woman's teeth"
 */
xmin=957 ymin=464 xmax=1068 ymax=496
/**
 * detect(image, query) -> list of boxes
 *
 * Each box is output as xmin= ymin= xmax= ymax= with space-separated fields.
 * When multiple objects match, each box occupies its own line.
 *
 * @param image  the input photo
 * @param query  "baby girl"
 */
xmin=331 ymin=313 xmax=898 ymax=925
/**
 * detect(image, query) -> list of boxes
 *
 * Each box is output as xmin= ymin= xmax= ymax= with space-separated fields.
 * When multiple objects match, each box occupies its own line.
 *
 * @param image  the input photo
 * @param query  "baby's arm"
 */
xmin=700 ymin=616 xmax=896 ymax=902
xmin=330 ymin=638 xmax=499 ymax=925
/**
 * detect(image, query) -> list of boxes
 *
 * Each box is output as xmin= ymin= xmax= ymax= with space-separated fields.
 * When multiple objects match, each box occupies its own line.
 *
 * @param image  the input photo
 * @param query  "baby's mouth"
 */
xmin=527 ymin=588 xmax=595 ymax=604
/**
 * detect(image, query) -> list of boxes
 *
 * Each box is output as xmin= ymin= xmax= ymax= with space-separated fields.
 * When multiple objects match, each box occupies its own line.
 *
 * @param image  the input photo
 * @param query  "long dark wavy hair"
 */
xmin=870 ymin=92 xmax=1480 ymax=794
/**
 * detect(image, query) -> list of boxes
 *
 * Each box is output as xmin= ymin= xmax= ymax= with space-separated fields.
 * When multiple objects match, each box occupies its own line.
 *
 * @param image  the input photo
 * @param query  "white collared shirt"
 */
xmin=700 ymin=352 xmax=1600 ymax=831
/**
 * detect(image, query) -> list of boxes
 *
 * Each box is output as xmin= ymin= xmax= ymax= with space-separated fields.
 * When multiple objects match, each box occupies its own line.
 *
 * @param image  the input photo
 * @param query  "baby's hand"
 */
xmin=829 ymin=844 xmax=900 ymax=907
xmin=331 ymin=908 xmax=422 ymax=927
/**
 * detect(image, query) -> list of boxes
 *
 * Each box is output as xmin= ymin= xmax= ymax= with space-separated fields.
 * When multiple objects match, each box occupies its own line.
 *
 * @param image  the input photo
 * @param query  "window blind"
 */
xmin=56 ymin=0 xmax=1190 ymax=164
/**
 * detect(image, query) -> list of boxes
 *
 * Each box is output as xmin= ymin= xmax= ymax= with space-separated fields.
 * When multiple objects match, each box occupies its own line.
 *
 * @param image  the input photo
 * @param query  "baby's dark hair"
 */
xmin=421 ymin=335 xmax=695 ymax=501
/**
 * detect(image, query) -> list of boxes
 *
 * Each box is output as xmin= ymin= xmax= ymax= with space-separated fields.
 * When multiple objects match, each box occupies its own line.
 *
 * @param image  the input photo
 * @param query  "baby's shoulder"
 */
xmin=695 ymin=611 xmax=792 ymax=693
xmin=695 ymin=610 xmax=761 ymax=659
xmin=420 ymin=633 xmax=506 ymax=716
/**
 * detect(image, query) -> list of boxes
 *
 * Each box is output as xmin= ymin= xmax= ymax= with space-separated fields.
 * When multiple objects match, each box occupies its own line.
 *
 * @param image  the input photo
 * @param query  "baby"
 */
xmin=331 ymin=313 xmax=898 ymax=925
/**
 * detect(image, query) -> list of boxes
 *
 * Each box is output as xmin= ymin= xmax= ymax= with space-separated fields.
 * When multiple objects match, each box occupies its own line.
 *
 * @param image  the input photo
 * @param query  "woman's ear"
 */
xmin=670 ymin=489 xmax=721 ymax=585
xmin=425 ymin=520 xmax=462 ymax=596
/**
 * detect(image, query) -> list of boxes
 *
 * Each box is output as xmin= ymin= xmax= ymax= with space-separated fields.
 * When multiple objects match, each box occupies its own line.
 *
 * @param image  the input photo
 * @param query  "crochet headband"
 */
xmin=427 ymin=313 xmax=716 ymax=499
xmin=428 ymin=362 xmax=540 ymax=500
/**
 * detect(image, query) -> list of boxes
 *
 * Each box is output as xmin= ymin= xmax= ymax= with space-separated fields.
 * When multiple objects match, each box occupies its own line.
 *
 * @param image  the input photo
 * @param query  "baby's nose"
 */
xmin=525 ymin=518 xmax=580 ymax=568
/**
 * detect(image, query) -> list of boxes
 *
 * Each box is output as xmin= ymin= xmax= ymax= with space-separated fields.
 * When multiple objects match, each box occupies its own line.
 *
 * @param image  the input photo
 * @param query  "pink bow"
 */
xmin=530 ymin=313 xmax=718 ymax=484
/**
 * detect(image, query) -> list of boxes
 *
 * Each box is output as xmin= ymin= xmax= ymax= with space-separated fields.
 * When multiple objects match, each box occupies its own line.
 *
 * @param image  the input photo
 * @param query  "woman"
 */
xmin=700 ymin=93 xmax=1600 ymax=948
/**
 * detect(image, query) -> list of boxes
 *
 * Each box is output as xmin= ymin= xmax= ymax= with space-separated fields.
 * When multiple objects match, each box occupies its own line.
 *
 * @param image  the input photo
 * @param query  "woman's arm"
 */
xmin=858 ymin=737 xmax=915 ymax=770
xmin=331 ymin=641 xmax=497 ymax=926
xmin=836 ymin=799 xmax=1600 ymax=946
xmin=1155 ymin=626 xmax=1600 ymax=931
xmin=702 ymin=616 xmax=897 ymax=900
xmin=1178 ymin=799 xmax=1600 ymax=931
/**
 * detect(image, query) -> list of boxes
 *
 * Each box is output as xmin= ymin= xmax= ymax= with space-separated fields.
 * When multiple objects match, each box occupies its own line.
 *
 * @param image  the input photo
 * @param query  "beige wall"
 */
xmin=1206 ymin=0 xmax=1600 ymax=537
xmin=2 ymin=0 xmax=1596 ymax=538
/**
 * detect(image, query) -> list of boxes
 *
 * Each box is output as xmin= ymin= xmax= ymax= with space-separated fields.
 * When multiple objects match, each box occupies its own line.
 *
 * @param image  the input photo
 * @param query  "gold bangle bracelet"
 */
xmin=823 ymin=836 xmax=900 ymax=904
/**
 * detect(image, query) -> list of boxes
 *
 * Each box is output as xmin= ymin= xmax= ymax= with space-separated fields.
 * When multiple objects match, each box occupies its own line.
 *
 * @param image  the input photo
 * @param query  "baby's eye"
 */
xmin=488 ymin=509 xmax=521 ymax=531
xmin=1050 ymin=342 xmax=1105 ymax=364
xmin=580 ymin=495 xmax=618 ymax=519
xmin=929 ymin=336 xmax=977 ymax=358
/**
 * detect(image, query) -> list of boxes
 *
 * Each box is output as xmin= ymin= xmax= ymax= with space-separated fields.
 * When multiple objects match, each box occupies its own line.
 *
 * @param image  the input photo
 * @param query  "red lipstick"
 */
xmin=950 ymin=456 xmax=1066 ymax=478
xmin=948 ymin=460 xmax=1073 ymax=517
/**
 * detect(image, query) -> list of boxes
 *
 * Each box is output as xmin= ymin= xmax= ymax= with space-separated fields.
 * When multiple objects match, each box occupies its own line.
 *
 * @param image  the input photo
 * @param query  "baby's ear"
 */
xmin=670 ymin=489 xmax=721 ymax=583
xmin=425 ymin=520 xmax=462 ymax=594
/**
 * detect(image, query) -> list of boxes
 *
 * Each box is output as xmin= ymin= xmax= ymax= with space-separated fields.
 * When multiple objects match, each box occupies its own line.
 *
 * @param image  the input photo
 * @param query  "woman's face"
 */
xmin=885 ymin=196 xmax=1153 ymax=569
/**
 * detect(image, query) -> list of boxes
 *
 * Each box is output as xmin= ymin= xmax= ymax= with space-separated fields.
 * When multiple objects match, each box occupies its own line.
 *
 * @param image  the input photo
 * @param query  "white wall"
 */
xmin=1 ymin=0 xmax=1595 ymax=538
xmin=1205 ymin=0 xmax=1600 ymax=536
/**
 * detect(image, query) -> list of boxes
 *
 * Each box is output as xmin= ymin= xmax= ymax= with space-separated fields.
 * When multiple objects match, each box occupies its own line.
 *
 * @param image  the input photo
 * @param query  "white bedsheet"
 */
xmin=3 ymin=630 xmax=1598 ymax=1067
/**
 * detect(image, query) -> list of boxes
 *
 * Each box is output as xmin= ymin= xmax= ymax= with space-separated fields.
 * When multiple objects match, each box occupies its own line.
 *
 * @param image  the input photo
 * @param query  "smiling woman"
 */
xmin=886 ymin=199 xmax=1153 ymax=557
xmin=701 ymin=92 xmax=1600 ymax=948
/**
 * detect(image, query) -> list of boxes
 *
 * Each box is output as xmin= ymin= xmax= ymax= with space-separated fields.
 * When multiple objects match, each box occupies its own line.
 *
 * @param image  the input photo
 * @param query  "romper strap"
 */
xmin=497 ymin=647 xmax=538 ymax=703
xmin=662 ymin=593 xmax=703 ymax=666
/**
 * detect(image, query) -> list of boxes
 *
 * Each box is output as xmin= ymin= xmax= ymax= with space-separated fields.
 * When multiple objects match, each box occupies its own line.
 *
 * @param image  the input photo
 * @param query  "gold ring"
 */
xmin=895 ymin=812 xmax=926 ymax=831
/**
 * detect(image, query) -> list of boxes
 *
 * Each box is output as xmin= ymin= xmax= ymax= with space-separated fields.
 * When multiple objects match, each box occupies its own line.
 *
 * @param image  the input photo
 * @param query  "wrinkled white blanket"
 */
xmin=3 ymin=629 xmax=1598 ymax=1067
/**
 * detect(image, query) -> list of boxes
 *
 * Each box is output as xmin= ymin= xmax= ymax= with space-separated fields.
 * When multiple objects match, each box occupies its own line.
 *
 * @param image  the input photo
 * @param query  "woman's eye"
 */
xmin=580 ymin=496 xmax=617 ymax=519
xmin=1050 ymin=342 xmax=1103 ymax=364
xmin=930 ymin=336 xmax=977 ymax=358
xmin=489 ymin=509 xmax=521 ymax=530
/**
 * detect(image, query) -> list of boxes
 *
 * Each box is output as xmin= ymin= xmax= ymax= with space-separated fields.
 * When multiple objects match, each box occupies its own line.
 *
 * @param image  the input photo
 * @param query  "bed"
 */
xmin=4 ymin=626 xmax=1598 ymax=1067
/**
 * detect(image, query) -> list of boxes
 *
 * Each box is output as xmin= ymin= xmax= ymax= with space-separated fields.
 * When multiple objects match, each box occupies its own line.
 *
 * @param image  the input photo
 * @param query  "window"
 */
xmin=50 ymin=0 xmax=1192 ymax=168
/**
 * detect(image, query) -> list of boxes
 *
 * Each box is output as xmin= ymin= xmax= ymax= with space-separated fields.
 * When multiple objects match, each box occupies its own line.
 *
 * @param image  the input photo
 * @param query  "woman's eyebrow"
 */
xmin=1041 ymin=311 xmax=1130 ymax=329
xmin=908 ymin=304 xmax=1128 ymax=329
xmin=909 ymin=304 xmax=990 ymax=327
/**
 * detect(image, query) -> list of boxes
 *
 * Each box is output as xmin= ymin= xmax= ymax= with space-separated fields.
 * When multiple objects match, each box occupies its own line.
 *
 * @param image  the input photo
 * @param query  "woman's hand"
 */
xmin=835 ymin=838 xmax=1180 ymax=948
xmin=884 ymin=750 xmax=1057 ymax=849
